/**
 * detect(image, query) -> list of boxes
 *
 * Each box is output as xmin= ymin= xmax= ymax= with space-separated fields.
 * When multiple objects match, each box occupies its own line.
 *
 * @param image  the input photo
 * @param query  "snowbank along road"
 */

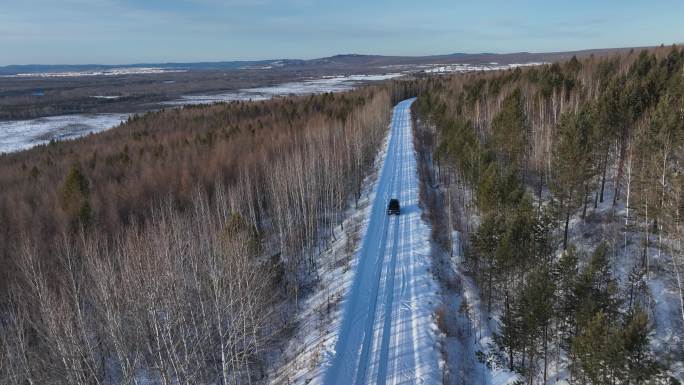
xmin=324 ymin=99 xmax=440 ymax=385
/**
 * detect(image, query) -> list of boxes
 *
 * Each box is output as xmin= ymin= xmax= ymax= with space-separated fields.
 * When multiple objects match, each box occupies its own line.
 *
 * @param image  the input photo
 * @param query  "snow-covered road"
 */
xmin=324 ymin=99 xmax=440 ymax=385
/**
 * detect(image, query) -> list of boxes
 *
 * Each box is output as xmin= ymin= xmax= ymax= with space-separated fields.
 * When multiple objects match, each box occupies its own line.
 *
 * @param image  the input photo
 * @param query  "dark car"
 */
xmin=387 ymin=198 xmax=400 ymax=215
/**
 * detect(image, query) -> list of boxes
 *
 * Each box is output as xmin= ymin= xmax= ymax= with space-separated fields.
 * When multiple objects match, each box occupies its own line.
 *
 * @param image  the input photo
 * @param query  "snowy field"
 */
xmin=1 ymin=67 xmax=186 ymax=78
xmin=161 ymin=73 xmax=403 ymax=106
xmin=422 ymin=62 xmax=546 ymax=73
xmin=379 ymin=62 xmax=546 ymax=74
xmin=0 ymin=113 xmax=130 ymax=153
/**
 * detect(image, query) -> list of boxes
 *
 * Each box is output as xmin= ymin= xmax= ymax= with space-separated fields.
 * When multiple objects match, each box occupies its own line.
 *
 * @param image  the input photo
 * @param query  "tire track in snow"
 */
xmin=324 ymin=100 xmax=401 ymax=384
xmin=324 ymin=99 xmax=439 ymax=385
xmin=376 ymin=104 xmax=406 ymax=385
xmin=354 ymin=112 xmax=401 ymax=385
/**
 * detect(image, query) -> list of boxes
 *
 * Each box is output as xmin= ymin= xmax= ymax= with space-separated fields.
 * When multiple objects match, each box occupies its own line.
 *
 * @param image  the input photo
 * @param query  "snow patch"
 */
xmin=422 ymin=62 xmax=546 ymax=74
xmin=0 ymin=113 xmax=130 ymax=153
xmin=2 ymin=67 xmax=187 ymax=78
xmin=161 ymin=74 xmax=403 ymax=106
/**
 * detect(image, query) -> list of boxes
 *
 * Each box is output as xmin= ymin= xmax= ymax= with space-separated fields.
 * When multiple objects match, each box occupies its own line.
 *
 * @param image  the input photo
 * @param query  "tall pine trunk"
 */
xmin=582 ymin=182 xmax=589 ymax=219
xmin=564 ymin=204 xmax=571 ymax=250
xmin=506 ymin=291 xmax=514 ymax=371
xmin=599 ymin=147 xmax=608 ymax=203
xmin=613 ymin=131 xmax=628 ymax=207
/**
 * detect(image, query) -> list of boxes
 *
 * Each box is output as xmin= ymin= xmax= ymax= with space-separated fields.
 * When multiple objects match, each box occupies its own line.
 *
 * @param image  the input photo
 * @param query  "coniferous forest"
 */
xmin=414 ymin=45 xmax=684 ymax=384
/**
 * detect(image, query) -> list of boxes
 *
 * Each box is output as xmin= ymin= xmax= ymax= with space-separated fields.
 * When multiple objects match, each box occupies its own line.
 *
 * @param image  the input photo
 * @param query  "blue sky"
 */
xmin=1 ymin=0 xmax=683 ymax=65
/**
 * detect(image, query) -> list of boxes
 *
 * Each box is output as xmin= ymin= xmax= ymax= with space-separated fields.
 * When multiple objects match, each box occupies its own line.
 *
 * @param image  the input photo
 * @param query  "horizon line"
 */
xmin=2 ymin=43 xmax=680 ymax=68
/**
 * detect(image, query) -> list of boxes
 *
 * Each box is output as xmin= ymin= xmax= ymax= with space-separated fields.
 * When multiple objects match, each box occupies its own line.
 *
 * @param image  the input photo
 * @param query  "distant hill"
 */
xmin=0 ymin=46 xmax=657 ymax=76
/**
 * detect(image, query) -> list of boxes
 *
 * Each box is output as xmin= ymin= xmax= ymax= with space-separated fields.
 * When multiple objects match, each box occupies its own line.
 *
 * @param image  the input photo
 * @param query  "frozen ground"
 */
xmin=161 ymin=73 xmax=403 ymax=106
xmin=0 ymin=113 xmax=130 ymax=153
xmin=271 ymin=99 xmax=442 ymax=384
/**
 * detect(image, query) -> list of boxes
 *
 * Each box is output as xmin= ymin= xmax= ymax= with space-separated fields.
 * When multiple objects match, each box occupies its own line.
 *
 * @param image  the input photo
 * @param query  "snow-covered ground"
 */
xmin=455 ymin=171 xmax=684 ymax=383
xmin=450 ymin=165 xmax=684 ymax=383
xmin=1 ymin=67 xmax=186 ymax=78
xmin=268 ymin=148 xmax=381 ymax=384
xmin=271 ymin=99 xmax=442 ymax=384
xmin=378 ymin=62 xmax=546 ymax=74
xmin=450 ymin=240 xmax=520 ymax=385
xmin=161 ymin=74 xmax=403 ymax=106
xmin=0 ymin=113 xmax=130 ymax=153
xmin=411 ymin=117 xmax=519 ymax=385
xmin=322 ymin=99 xmax=440 ymax=385
xmin=422 ymin=62 xmax=546 ymax=74
xmin=563 ymin=179 xmax=684 ymax=382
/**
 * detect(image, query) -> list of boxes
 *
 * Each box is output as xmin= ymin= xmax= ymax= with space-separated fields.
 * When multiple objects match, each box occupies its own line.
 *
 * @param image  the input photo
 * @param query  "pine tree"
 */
xmin=551 ymin=107 xmax=597 ymax=248
xmin=60 ymin=164 xmax=92 ymax=229
xmin=622 ymin=307 xmax=660 ymax=384
xmin=574 ymin=244 xmax=621 ymax=332
xmin=555 ymin=245 xmax=580 ymax=347
xmin=491 ymin=88 xmax=529 ymax=169
xmin=471 ymin=212 xmax=505 ymax=312
xmin=475 ymin=162 xmax=501 ymax=214
xmin=571 ymin=311 xmax=622 ymax=385
xmin=520 ymin=266 xmax=556 ymax=383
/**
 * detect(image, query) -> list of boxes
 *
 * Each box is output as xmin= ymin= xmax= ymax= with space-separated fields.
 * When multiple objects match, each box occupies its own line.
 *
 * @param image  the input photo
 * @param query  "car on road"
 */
xmin=387 ymin=198 xmax=400 ymax=215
